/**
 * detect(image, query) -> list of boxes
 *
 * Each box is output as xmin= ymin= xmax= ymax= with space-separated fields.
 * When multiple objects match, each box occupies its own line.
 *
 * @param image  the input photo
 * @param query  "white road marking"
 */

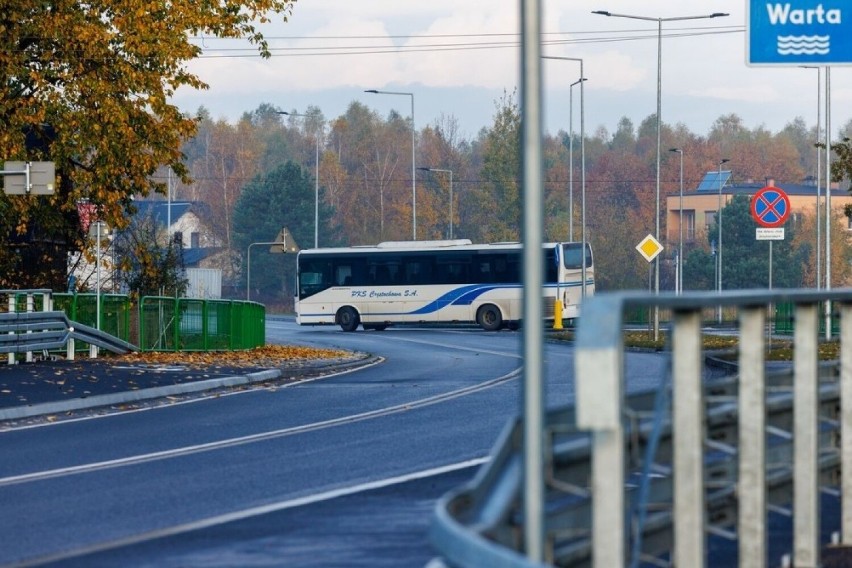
xmin=0 ymin=368 xmax=518 ymax=487
xmin=13 ymin=458 xmax=489 ymax=568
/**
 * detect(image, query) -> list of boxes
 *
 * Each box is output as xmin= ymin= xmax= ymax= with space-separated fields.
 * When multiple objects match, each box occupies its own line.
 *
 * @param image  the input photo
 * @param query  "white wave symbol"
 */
xmin=777 ymin=35 xmax=830 ymax=55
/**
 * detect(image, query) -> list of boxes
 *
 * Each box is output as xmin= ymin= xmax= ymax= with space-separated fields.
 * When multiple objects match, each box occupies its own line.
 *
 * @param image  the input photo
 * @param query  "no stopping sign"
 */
xmin=751 ymin=186 xmax=790 ymax=228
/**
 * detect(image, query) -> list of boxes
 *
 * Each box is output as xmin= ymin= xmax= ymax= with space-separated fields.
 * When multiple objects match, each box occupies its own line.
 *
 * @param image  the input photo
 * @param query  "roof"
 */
xmin=182 ymin=247 xmax=222 ymax=266
xmin=673 ymin=175 xmax=848 ymax=198
xmin=696 ymin=170 xmax=732 ymax=191
xmin=132 ymin=200 xmax=196 ymax=227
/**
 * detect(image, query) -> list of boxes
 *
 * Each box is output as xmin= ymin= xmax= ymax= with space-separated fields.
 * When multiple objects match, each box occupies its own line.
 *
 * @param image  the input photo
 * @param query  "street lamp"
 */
xmin=279 ymin=110 xmax=320 ymax=249
xmin=669 ymin=148 xmax=684 ymax=294
xmin=569 ymin=77 xmax=587 ymax=241
xmin=801 ymin=66 xmax=822 ymax=289
xmin=542 ymin=55 xmax=587 ymax=298
xmin=417 ymin=167 xmax=454 ymax=239
xmin=593 ymin=9 xmax=728 ymax=336
xmin=717 ymin=158 xmax=730 ymax=324
xmin=365 ymin=89 xmax=417 ymax=240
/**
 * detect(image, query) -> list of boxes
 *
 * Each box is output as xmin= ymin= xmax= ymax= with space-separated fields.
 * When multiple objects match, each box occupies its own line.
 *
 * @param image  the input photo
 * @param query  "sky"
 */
xmin=170 ymin=0 xmax=852 ymax=141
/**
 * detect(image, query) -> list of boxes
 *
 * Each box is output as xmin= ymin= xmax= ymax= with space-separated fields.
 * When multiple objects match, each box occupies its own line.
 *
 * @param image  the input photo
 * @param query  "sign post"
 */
xmin=246 ymin=228 xmax=301 ymax=301
xmin=751 ymin=186 xmax=790 ymax=290
xmin=636 ymin=234 xmax=664 ymax=334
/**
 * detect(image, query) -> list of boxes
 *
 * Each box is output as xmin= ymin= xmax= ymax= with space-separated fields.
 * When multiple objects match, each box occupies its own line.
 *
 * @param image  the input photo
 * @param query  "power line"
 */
xmin=192 ymin=27 xmax=745 ymax=59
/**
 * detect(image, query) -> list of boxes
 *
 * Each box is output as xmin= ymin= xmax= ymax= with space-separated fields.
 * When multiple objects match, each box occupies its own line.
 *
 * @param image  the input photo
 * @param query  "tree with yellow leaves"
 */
xmin=0 ymin=0 xmax=296 ymax=289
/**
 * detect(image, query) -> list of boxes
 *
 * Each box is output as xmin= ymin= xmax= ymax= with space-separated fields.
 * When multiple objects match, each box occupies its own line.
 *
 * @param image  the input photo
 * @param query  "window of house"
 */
xmin=705 ymin=211 xmax=716 ymax=233
xmin=190 ymin=232 xmax=200 ymax=248
xmin=684 ymin=210 xmax=696 ymax=240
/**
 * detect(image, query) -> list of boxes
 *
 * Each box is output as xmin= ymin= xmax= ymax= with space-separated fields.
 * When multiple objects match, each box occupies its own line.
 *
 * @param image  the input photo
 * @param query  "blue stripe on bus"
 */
xmin=408 ymin=284 xmax=502 ymax=314
xmin=300 ymin=278 xmax=595 ymax=319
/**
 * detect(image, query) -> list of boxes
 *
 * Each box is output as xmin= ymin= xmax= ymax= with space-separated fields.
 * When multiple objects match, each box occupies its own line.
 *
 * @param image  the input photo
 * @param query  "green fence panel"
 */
xmin=51 ymin=293 xmax=132 ymax=351
xmin=11 ymin=291 xmax=265 ymax=353
xmin=206 ymin=300 xmax=233 ymax=351
xmin=139 ymin=296 xmax=179 ymax=352
xmin=774 ymin=301 xmax=839 ymax=335
xmin=137 ymin=297 xmax=264 ymax=352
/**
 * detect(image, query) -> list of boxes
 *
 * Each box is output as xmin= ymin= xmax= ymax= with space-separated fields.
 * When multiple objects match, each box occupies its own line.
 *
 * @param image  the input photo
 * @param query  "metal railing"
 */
xmin=2 ymin=290 xmax=266 ymax=355
xmin=138 ymin=296 xmax=265 ymax=352
xmin=431 ymin=289 xmax=852 ymax=567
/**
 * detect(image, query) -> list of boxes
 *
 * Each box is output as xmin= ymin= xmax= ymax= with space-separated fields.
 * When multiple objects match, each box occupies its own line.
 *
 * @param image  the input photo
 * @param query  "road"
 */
xmin=0 ymin=321 xmax=668 ymax=567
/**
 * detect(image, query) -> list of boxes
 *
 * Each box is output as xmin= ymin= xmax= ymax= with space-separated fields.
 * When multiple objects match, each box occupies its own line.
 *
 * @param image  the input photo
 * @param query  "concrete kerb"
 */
xmin=0 ymin=353 xmax=381 ymax=422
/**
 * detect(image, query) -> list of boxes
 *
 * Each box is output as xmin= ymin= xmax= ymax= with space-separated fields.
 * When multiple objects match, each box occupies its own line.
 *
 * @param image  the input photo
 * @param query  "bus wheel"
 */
xmin=476 ymin=304 xmax=503 ymax=331
xmin=337 ymin=307 xmax=360 ymax=332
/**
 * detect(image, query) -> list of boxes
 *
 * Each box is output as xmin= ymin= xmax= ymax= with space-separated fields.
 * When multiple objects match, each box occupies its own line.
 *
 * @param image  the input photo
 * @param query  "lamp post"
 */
xmin=279 ymin=111 xmax=320 ymax=248
xmin=568 ymin=77 xmax=587 ymax=241
xmin=801 ymin=66 xmax=822 ymax=289
xmin=593 ymin=10 xmax=728 ymax=337
xmin=825 ymin=67 xmax=832 ymax=339
xmin=717 ymin=158 xmax=730 ymax=323
xmin=417 ymin=167 xmax=454 ymax=239
xmin=669 ymin=148 xmax=684 ymax=294
xmin=542 ymin=55 xmax=587 ymax=298
xmin=365 ymin=89 xmax=417 ymax=240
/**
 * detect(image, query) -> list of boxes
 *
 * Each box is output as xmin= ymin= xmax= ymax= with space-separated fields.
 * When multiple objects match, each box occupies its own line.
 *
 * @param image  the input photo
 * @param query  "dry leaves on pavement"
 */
xmin=110 ymin=345 xmax=351 ymax=369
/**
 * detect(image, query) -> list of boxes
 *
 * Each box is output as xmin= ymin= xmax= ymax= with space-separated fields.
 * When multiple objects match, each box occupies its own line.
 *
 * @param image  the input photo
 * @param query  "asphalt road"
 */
xmin=0 ymin=321 xmax=669 ymax=567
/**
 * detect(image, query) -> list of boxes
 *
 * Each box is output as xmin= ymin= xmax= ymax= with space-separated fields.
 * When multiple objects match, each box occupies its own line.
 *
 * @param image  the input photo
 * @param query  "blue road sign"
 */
xmin=751 ymin=186 xmax=791 ymax=228
xmin=747 ymin=1 xmax=852 ymax=65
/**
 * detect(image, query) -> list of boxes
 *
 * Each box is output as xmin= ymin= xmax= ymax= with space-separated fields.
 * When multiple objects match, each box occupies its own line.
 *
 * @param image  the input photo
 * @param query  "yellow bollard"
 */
xmin=553 ymin=299 xmax=564 ymax=330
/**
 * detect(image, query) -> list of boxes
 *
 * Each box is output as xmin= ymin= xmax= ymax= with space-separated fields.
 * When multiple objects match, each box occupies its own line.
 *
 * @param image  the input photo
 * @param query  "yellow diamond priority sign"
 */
xmin=636 ymin=234 xmax=664 ymax=263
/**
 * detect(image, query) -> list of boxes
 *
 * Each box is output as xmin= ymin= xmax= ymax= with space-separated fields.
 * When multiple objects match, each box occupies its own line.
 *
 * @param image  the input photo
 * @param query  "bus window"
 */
xmin=404 ymin=257 xmax=434 ymax=285
xmin=562 ymin=243 xmax=593 ymax=269
xmin=544 ymin=249 xmax=558 ymax=283
xmin=299 ymin=259 xmax=332 ymax=299
xmin=335 ymin=265 xmax=353 ymax=286
xmin=370 ymin=262 xmax=403 ymax=285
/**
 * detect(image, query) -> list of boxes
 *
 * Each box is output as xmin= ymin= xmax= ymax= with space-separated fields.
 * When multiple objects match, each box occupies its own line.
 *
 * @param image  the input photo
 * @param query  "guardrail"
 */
xmin=2 ymin=290 xmax=266 ymax=356
xmin=431 ymin=289 xmax=852 ymax=567
xmin=0 ymin=311 xmax=136 ymax=357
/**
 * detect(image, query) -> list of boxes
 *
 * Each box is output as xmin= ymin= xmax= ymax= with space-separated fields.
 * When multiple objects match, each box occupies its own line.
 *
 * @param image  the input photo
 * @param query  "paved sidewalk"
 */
xmin=0 ymin=352 xmax=375 ymax=423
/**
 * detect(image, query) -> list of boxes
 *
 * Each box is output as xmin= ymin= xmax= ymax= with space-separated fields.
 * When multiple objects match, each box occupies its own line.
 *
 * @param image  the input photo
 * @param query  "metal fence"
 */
xmin=53 ymin=293 xmax=132 ymax=344
xmin=137 ymin=296 xmax=265 ymax=352
xmin=431 ymin=289 xmax=852 ymax=567
xmin=1 ymin=290 xmax=265 ymax=354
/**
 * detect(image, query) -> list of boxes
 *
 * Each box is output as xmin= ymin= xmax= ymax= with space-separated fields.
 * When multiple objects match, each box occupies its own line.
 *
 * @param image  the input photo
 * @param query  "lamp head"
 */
xmin=710 ymin=12 xmax=729 ymax=17
xmin=669 ymin=148 xmax=681 ymax=153
xmin=720 ymin=158 xmax=731 ymax=165
xmin=364 ymin=89 xmax=379 ymax=94
xmin=592 ymin=10 xmax=612 ymax=16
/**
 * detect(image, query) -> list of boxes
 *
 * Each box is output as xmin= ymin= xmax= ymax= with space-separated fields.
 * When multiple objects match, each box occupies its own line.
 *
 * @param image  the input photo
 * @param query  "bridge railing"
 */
xmin=431 ymin=289 xmax=852 ymax=567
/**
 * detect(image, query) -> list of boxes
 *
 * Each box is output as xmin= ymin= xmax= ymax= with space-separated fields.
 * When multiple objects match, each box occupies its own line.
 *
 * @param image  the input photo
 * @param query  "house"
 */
xmin=665 ymin=172 xmax=852 ymax=245
xmin=69 ymin=200 xmax=225 ymax=298
xmin=131 ymin=200 xmax=218 ymax=251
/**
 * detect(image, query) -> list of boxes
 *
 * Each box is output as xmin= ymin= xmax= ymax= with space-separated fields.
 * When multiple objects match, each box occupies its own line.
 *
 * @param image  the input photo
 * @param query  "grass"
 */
xmin=550 ymin=329 xmax=840 ymax=361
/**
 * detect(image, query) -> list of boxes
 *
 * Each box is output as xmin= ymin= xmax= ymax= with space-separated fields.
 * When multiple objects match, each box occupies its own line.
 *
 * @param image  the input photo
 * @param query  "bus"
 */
xmin=294 ymin=239 xmax=594 ymax=331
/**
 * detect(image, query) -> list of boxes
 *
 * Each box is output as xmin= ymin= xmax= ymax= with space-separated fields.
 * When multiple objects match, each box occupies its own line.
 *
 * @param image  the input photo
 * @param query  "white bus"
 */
xmin=295 ymin=239 xmax=594 ymax=331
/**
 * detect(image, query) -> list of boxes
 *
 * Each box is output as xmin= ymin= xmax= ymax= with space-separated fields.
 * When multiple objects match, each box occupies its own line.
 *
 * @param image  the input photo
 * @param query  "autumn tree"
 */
xmin=112 ymin=213 xmax=188 ymax=298
xmin=232 ymin=162 xmax=340 ymax=307
xmin=0 ymin=0 xmax=296 ymax=288
xmin=465 ymin=90 xmax=521 ymax=243
xmin=684 ymin=195 xmax=804 ymax=290
xmin=417 ymin=115 xmax=469 ymax=240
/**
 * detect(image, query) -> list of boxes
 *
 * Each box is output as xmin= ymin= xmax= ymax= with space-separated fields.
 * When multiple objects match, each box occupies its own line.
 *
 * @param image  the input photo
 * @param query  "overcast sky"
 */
xmin=171 ymin=0 xmax=852 ymax=140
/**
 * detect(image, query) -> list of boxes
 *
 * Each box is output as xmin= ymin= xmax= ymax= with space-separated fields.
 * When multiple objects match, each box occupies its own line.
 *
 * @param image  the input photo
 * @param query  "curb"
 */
xmin=0 ymin=354 xmax=381 ymax=422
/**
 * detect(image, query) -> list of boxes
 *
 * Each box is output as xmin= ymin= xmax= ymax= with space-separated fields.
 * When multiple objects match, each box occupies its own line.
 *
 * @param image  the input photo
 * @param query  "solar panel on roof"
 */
xmin=697 ymin=170 xmax=731 ymax=191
